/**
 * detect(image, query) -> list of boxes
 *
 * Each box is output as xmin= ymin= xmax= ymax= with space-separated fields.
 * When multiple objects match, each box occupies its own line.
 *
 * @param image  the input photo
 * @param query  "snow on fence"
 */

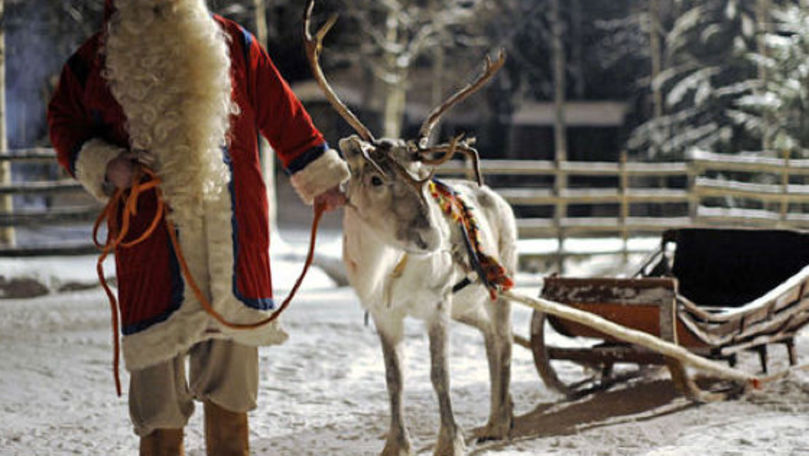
xmin=1 ymin=148 xmax=808 ymax=260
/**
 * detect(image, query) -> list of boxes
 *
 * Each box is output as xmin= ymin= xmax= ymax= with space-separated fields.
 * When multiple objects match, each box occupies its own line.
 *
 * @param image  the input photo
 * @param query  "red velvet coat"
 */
xmin=47 ymin=11 xmax=347 ymax=369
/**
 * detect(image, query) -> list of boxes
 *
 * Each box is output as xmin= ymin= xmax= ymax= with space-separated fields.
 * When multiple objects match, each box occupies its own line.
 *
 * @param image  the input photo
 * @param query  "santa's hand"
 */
xmin=313 ymin=185 xmax=347 ymax=212
xmin=105 ymin=151 xmax=139 ymax=189
xmin=132 ymin=149 xmax=157 ymax=167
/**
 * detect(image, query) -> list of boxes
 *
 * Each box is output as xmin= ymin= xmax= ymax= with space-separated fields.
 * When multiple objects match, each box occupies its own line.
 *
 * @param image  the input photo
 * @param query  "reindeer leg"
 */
xmin=374 ymin=316 xmax=413 ymax=456
xmin=428 ymin=306 xmax=465 ymax=456
xmin=476 ymin=297 xmax=514 ymax=442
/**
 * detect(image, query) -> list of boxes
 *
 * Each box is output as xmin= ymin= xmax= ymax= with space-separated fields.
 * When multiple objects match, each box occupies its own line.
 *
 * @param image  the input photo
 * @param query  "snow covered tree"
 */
xmin=627 ymin=0 xmax=765 ymax=159
xmin=733 ymin=1 xmax=809 ymax=158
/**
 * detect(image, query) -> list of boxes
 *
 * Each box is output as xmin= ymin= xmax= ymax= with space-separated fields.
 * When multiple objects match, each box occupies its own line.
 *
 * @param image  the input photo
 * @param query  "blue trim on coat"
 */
xmin=222 ymin=147 xmax=276 ymax=311
xmin=284 ymin=142 xmax=330 ymax=175
xmin=122 ymin=229 xmax=186 ymax=335
xmin=240 ymin=25 xmax=254 ymax=62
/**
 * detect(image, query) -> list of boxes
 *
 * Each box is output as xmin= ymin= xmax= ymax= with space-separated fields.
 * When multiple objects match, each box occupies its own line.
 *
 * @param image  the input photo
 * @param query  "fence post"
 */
xmin=0 ymin=1 xmax=14 ymax=247
xmin=780 ymin=149 xmax=790 ymax=226
xmin=687 ymin=159 xmax=698 ymax=225
xmin=554 ymin=160 xmax=566 ymax=274
xmin=619 ymin=151 xmax=629 ymax=263
xmin=464 ymin=154 xmax=474 ymax=182
xmin=551 ymin=0 xmax=567 ymax=274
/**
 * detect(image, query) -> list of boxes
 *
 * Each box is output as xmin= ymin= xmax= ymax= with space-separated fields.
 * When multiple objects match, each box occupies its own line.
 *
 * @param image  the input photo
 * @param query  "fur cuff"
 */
xmin=74 ymin=138 xmax=127 ymax=201
xmin=290 ymin=148 xmax=350 ymax=205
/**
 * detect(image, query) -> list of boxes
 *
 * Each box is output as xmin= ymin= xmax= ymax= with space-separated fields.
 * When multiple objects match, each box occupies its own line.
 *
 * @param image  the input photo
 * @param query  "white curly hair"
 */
xmin=103 ymin=0 xmax=237 ymax=225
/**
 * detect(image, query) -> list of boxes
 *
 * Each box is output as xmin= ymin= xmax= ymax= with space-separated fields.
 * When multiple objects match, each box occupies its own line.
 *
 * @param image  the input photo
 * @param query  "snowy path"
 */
xmin=1 ymin=261 xmax=809 ymax=455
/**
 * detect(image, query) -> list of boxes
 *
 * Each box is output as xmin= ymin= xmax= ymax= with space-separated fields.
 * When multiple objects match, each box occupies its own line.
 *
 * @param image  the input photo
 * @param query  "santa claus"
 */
xmin=47 ymin=0 xmax=349 ymax=453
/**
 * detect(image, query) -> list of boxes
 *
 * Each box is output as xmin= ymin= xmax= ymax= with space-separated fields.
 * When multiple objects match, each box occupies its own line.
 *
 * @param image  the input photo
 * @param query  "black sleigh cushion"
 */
xmin=670 ymin=228 xmax=809 ymax=307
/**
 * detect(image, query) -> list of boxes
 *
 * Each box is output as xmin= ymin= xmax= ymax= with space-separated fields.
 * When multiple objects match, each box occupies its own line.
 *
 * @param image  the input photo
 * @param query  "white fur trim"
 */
xmin=122 ymin=313 xmax=288 ymax=371
xmin=121 ymin=188 xmax=287 ymax=371
xmin=74 ymin=138 xmax=126 ymax=202
xmin=290 ymin=148 xmax=350 ymax=205
xmin=204 ymin=178 xmax=289 ymax=346
xmin=122 ymin=311 xmax=209 ymax=371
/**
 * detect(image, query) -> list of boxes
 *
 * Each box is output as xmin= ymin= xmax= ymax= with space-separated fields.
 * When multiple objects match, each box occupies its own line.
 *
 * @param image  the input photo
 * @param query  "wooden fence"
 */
xmin=0 ymin=148 xmax=101 ymax=256
xmin=437 ymin=149 xmax=809 ymax=269
xmin=2 ymin=148 xmax=808 ymax=263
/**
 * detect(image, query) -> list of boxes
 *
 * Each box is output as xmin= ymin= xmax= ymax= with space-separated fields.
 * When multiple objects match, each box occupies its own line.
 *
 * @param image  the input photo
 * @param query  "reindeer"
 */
xmin=304 ymin=2 xmax=517 ymax=455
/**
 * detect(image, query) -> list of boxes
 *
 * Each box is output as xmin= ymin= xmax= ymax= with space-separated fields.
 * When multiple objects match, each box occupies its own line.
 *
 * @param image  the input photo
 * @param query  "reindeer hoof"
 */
xmin=474 ymin=416 xmax=514 ymax=443
xmin=381 ymin=437 xmax=413 ymax=456
xmin=434 ymin=428 xmax=466 ymax=456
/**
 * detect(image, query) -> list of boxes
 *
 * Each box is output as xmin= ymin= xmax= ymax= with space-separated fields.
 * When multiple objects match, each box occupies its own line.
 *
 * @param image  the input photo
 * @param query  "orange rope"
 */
xmin=94 ymin=166 xmax=325 ymax=396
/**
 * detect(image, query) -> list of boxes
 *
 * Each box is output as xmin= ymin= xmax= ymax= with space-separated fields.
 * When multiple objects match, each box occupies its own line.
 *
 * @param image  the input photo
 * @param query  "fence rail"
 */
xmin=2 ymin=148 xmax=808 ymax=264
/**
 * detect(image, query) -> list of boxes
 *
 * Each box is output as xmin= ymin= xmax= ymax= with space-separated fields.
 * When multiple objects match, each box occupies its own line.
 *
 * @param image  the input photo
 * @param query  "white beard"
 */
xmin=103 ymin=0 xmax=236 ymax=226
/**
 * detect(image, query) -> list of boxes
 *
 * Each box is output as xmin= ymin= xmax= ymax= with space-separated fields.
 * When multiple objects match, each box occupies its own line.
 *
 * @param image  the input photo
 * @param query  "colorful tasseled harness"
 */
xmin=428 ymin=179 xmax=514 ymax=300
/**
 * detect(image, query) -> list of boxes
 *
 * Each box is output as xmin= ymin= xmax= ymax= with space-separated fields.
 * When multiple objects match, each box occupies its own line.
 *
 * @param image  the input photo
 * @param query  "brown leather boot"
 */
xmin=139 ymin=428 xmax=184 ymax=456
xmin=204 ymin=401 xmax=249 ymax=456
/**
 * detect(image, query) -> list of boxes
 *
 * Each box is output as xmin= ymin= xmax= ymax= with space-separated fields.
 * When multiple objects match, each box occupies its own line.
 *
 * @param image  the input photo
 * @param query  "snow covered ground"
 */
xmin=1 ymin=232 xmax=809 ymax=455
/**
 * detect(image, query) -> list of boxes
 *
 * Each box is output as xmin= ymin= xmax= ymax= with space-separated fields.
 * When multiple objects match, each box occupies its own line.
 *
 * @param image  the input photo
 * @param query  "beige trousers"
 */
xmin=128 ymin=339 xmax=258 ymax=437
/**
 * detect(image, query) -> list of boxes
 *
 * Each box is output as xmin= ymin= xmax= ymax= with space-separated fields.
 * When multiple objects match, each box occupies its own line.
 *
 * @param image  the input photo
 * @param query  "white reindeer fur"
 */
xmin=340 ymin=135 xmax=517 ymax=455
xmin=103 ymin=0 xmax=287 ymax=370
xmin=344 ymin=184 xmax=512 ymax=322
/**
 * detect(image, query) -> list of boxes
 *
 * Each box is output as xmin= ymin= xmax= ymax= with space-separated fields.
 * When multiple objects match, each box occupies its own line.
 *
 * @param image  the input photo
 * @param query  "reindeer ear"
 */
xmin=338 ymin=135 xmax=365 ymax=169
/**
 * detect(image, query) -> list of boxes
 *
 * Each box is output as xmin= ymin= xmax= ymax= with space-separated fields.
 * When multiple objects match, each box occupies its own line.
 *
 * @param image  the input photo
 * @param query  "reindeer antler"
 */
xmin=304 ymin=0 xmax=500 ymax=189
xmin=390 ymin=159 xmax=435 ymax=194
xmin=417 ymin=51 xmax=506 ymax=149
xmin=412 ymin=52 xmax=506 ymax=186
xmin=417 ymin=135 xmax=483 ymax=186
xmin=304 ymin=0 xmax=375 ymax=143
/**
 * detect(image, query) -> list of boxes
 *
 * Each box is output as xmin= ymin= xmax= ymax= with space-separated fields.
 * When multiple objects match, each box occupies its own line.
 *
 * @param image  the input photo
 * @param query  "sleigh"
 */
xmin=529 ymin=228 xmax=809 ymax=401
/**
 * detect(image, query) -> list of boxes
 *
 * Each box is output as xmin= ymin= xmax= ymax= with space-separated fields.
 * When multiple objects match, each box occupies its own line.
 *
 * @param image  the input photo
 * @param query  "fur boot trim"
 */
xmin=74 ymin=138 xmax=126 ymax=202
xmin=290 ymin=148 xmax=350 ymax=205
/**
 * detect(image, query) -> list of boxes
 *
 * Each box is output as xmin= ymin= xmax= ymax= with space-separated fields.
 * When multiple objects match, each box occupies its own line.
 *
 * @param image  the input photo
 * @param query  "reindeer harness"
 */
xmin=429 ymin=179 xmax=514 ymax=300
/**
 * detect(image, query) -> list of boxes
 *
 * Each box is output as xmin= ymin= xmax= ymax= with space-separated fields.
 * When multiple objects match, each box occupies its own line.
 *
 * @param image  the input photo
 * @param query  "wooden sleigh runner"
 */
xmin=530 ymin=228 xmax=809 ymax=402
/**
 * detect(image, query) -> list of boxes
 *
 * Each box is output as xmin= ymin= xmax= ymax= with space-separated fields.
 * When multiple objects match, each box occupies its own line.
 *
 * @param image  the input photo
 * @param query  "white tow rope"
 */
xmin=501 ymin=290 xmax=760 ymax=387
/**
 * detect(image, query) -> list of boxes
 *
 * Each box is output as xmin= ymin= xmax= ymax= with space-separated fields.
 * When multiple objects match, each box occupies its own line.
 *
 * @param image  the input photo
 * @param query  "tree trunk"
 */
xmin=551 ymin=0 xmax=566 ymax=272
xmin=755 ymin=0 xmax=773 ymax=151
xmin=551 ymin=0 xmax=567 ymax=161
xmin=381 ymin=9 xmax=405 ymax=139
xmin=253 ymin=0 xmax=279 ymax=235
xmin=0 ymin=0 xmax=14 ymax=246
xmin=570 ymin=0 xmax=585 ymax=99
xmin=382 ymin=82 xmax=406 ymax=139
xmin=649 ymin=0 xmax=664 ymax=119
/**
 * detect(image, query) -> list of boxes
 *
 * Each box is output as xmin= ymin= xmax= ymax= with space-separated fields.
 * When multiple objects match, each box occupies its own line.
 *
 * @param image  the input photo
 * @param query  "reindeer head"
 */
xmin=303 ymin=0 xmax=505 ymax=253
xmin=339 ymin=135 xmax=448 ymax=252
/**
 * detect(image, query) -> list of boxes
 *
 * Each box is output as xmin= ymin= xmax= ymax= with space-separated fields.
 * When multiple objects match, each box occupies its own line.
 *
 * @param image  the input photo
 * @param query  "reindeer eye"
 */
xmin=370 ymin=176 xmax=384 ymax=187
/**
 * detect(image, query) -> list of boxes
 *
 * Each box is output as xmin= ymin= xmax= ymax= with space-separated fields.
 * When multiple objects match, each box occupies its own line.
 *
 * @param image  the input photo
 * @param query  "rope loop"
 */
xmin=95 ymin=165 xmax=324 ymax=396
